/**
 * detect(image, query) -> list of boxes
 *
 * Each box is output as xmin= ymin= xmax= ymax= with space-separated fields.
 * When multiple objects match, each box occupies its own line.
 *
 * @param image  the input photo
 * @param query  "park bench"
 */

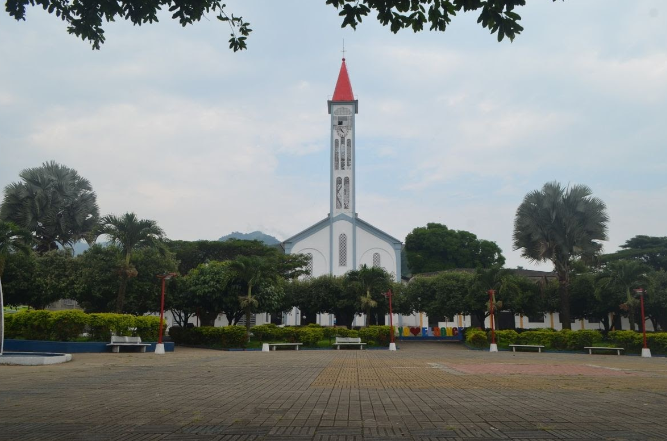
xmin=509 ymin=344 xmax=545 ymax=353
xmin=584 ymin=346 xmax=625 ymax=355
xmin=262 ymin=343 xmax=303 ymax=351
xmin=107 ymin=336 xmax=151 ymax=353
xmin=334 ymin=337 xmax=366 ymax=350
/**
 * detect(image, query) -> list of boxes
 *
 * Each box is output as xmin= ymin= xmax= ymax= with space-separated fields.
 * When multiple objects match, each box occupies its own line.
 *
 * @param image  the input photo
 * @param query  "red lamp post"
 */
xmin=383 ymin=289 xmax=395 ymax=350
xmin=156 ymin=273 xmax=177 ymax=355
xmin=488 ymin=289 xmax=498 ymax=352
xmin=634 ymin=288 xmax=651 ymax=358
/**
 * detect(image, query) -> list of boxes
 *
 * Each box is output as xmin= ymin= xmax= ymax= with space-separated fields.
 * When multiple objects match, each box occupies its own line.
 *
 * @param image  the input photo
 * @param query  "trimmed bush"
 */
xmin=12 ymin=310 xmax=51 ymax=340
xmin=167 ymin=326 xmax=247 ymax=348
xmin=4 ymin=313 xmax=17 ymax=338
xmin=466 ymin=328 xmax=488 ymax=348
xmin=135 ymin=315 xmax=163 ymax=341
xmin=608 ymin=330 xmax=643 ymax=351
xmin=49 ymin=310 xmax=88 ymax=341
xmin=220 ymin=326 xmax=247 ymax=348
xmin=251 ymin=324 xmax=286 ymax=341
xmin=358 ymin=326 xmax=392 ymax=346
xmin=296 ymin=327 xmax=324 ymax=346
xmin=566 ymin=330 xmax=603 ymax=350
xmin=494 ymin=330 xmax=519 ymax=347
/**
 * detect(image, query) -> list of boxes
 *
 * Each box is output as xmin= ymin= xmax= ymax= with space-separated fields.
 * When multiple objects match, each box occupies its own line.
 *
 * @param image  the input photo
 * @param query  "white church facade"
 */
xmin=282 ymin=58 xmax=402 ymax=282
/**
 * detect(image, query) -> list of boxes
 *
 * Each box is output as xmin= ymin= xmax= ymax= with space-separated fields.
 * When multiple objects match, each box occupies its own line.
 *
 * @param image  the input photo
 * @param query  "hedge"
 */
xmin=358 ymin=326 xmax=392 ymax=346
xmin=5 ymin=310 xmax=165 ymax=342
xmin=168 ymin=326 xmax=247 ymax=348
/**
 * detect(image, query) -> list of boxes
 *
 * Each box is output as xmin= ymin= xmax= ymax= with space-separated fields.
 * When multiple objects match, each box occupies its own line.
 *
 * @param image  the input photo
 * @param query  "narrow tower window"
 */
xmin=340 ymin=137 xmax=345 ymax=170
xmin=346 ymin=139 xmax=351 ymax=168
xmin=339 ymin=234 xmax=347 ymax=266
xmin=343 ymin=177 xmax=350 ymax=209
xmin=334 ymin=139 xmax=339 ymax=170
xmin=373 ymin=253 xmax=381 ymax=268
xmin=336 ymin=177 xmax=342 ymax=209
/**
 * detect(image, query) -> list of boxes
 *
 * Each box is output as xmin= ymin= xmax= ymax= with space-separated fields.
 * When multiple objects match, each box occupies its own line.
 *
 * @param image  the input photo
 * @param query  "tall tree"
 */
xmin=513 ymin=181 xmax=608 ymax=329
xmin=99 ymin=213 xmax=165 ymax=312
xmin=227 ymin=255 xmax=281 ymax=340
xmin=602 ymin=236 xmax=667 ymax=272
xmin=597 ymin=260 xmax=649 ymax=331
xmin=405 ymin=223 xmax=505 ymax=274
xmin=6 ymin=1 xmax=538 ymax=50
xmin=0 ymin=161 xmax=100 ymax=253
xmin=0 ymin=221 xmax=32 ymax=354
xmin=185 ymin=261 xmax=236 ymax=326
xmin=345 ymin=265 xmax=392 ymax=326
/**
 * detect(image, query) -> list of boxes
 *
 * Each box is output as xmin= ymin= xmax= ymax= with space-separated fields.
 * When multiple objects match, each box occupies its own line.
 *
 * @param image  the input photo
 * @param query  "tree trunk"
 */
xmin=558 ymin=271 xmax=572 ymax=330
xmin=116 ymin=275 xmax=128 ymax=313
xmin=600 ymin=315 xmax=610 ymax=333
xmin=0 ymin=277 xmax=5 ymax=355
xmin=245 ymin=285 xmax=252 ymax=342
xmin=199 ymin=310 xmax=218 ymax=327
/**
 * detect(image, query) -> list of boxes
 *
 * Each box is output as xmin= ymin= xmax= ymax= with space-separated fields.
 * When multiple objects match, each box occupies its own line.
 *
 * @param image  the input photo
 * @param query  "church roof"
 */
xmin=332 ymin=58 xmax=355 ymax=101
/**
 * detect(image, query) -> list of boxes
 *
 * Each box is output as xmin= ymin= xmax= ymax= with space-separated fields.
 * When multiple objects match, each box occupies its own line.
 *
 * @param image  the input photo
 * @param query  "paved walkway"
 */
xmin=2 ymin=342 xmax=667 ymax=440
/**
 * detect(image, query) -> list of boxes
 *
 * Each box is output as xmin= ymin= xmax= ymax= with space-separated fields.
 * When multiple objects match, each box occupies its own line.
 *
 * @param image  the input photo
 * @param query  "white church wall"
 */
xmin=290 ymin=225 xmax=330 ymax=277
xmin=355 ymin=227 xmax=397 ymax=280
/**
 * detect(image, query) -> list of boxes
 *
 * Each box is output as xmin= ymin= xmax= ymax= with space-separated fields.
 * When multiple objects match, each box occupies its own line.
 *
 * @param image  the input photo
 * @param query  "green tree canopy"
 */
xmin=513 ymin=181 xmax=608 ymax=329
xmin=602 ymin=236 xmax=667 ymax=272
xmin=0 ymin=161 xmax=100 ymax=253
xmin=5 ymin=0 xmax=548 ymax=50
xmin=405 ymin=223 xmax=505 ymax=274
xmin=99 ymin=212 xmax=165 ymax=312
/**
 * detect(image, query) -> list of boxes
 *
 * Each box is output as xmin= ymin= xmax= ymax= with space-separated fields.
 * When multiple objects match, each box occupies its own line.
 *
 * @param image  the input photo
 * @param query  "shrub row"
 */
xmin=249 ymin=324 xmax=359 ymax=344
xmin=168 ymin=326 xmax=247 ymax=348
xmin=358 ymin=326 xmax=392 ymax=346
xmin=465 ymin=327 xmax=667 ymax=353
xmin=5 ymin=310 xmax=164 ymax=342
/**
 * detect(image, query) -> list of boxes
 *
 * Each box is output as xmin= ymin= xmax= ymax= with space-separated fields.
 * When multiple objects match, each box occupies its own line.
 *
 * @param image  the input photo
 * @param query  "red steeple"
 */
xmin=332 ymin=58 xmax=354 ymax=101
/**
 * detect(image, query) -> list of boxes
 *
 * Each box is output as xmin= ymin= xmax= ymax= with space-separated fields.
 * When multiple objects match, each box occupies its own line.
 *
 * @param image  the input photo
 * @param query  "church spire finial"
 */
xmin=342 ymin=39 xmax=346 ymax=61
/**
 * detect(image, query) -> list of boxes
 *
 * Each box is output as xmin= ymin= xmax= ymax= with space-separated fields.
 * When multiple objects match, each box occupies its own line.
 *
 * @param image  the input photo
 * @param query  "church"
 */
xmin=281 ymin=58 xmax=403 ymax=324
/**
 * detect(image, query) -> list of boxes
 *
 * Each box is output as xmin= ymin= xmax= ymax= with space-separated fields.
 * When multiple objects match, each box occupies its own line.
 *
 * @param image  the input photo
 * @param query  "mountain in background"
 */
xmin=218 ymin=231 xmax=281 ymax=246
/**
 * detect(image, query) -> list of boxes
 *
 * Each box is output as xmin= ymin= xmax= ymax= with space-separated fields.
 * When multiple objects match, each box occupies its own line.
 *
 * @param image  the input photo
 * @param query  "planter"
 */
xmin=4 ymin=339 xmax=174 ymax=353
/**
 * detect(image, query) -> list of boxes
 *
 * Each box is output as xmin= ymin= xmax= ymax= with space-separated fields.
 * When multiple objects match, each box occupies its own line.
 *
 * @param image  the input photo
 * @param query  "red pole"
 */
xmin=158 ymin=276 xmax=166 ymax=345
xmin=388 ymin=290 xmax=394 ymax=344
xmin=488 ymin=290 xmax=496 ymax=345
xmin=640 ymin=290 xmax=647 ymax=349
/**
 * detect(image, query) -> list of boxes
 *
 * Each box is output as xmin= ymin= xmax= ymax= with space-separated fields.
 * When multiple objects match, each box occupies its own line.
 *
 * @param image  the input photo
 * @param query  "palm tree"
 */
xmin=99 ymin=213 xmax=165 ymax=312
xmin=228 ymin=255 xmax=280 ymax=341
xmin=0 ymin=161 xmax=100 ymax=253
xmin=597 ymin=260 xmax=649 ymax=331
xmin=0 ymin=221 xmax=32 ymax=355
xmin=346 ymin=265 xmax=392 ymax=327
xmin=513 ymin=182 xmax=608 ymax=329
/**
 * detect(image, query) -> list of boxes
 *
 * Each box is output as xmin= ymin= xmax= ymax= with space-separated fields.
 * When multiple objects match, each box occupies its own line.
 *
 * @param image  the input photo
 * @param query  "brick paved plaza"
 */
xmin=1 ymin=343 xmax=667 ymax=440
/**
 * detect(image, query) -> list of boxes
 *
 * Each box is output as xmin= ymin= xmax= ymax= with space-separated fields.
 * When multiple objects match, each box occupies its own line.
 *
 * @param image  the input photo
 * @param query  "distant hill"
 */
xmin=218 ymin=231 xmax=281 ymax=246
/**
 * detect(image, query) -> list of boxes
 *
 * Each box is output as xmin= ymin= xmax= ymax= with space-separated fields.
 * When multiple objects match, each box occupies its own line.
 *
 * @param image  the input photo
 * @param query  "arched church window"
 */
xmin=340 ymin=137 xmax=345 ymax=170
xmin=343 ymin=177 xmax=350 ymax=209
xmin=336 ymin=177 xmax=342 ymax=209
xmin=334 ymin=139 xmax=339 ymax=170
xmin=373 ymin=253 xmax=380 ymax=268
xmin=305 ymin=253 xmax=313 ymax=279
xmin=346 ymin=139 xmax=351 ymax=168
xmin=339 ymin=234 xmax=347 ymax=266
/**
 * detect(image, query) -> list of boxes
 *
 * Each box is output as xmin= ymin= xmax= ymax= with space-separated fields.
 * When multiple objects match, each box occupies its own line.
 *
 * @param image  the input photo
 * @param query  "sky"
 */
xmin=1 ymin=1 xmax=666 ymax=271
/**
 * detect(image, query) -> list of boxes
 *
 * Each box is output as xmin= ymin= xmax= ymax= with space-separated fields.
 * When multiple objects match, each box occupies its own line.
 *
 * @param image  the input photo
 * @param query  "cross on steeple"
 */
xmin=341 ymin=39 xmax=346 ymax=60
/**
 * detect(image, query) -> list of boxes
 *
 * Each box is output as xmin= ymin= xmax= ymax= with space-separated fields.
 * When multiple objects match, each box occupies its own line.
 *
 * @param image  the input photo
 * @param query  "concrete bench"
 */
xmin=585 ymin=346 xmax=624 ymax=355
xmin=509 ymin=344 xmax=545 ymax=353
xmin=262 ymin=343 xmax=303 ymax=351
xmin=334 ymin=337 xmax=366 ymax=350
xmin=107 ymin=336 xmax=150 ymax=353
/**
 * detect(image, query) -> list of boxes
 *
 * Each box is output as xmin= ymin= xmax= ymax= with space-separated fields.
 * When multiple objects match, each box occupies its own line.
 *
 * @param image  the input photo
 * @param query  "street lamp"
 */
xmin=383 ymin=290 xmax=396 ymax=351
xmin=488 ymin=290 xmax=498 ymax=352
xmin=633 ymin=288 xmax=651 ymax=358
xmin=156 ymin=273 xmax=177 ymax=355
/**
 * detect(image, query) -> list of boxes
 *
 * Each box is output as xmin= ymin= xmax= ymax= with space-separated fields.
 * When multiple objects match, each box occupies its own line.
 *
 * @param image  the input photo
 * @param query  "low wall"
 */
xmin=4 ymin=339 xmax=175 ymax=353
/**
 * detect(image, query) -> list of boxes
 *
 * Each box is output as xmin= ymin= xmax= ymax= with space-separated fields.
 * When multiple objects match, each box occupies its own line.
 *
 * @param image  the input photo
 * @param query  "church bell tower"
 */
xmin=328 ymin=58 xmax=358 ymax=218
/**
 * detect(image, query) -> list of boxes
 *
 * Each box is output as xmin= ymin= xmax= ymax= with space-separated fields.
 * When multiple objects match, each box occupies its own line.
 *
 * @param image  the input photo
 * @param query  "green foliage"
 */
xmin=49 ymin=310 xmax=88 ymax=341
xmin=603 ymin=235 xmax=667 ymax=272
xmin=405 ymin=223 xmax=504 ymax=274
xmin=493 ymin=330 xmax=519 ymax=346
xmin=358 ymin=325 xmax=392 ymax=345
xmin=11 ymin=310 xmax=51 ymax=340
xmin=330 ymin=327 xmax=359 ymax=338
xmin=134 ymin=315 xmax=164 ymax=341
xmin=566 ymin=330 xmax=603 ymax=349
xmin=295 ymin=327 xmax=324 ymax=346
xmin=608 ymin=330 xmax=642 ymax=351
xmin=465 ymin=328 xmax=488 ymax=348
xmin=515 ymin=329 xmax=602 ymax=350
xmin=3 ymin=313 xmax=17 ymax=337
xmin=251 ymin=323 xmax=286 ymax=341
xmin=167 ymin=326 xmax=247 ymax=348
xmin=513 ymin=181 xmax=609 ymax=329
